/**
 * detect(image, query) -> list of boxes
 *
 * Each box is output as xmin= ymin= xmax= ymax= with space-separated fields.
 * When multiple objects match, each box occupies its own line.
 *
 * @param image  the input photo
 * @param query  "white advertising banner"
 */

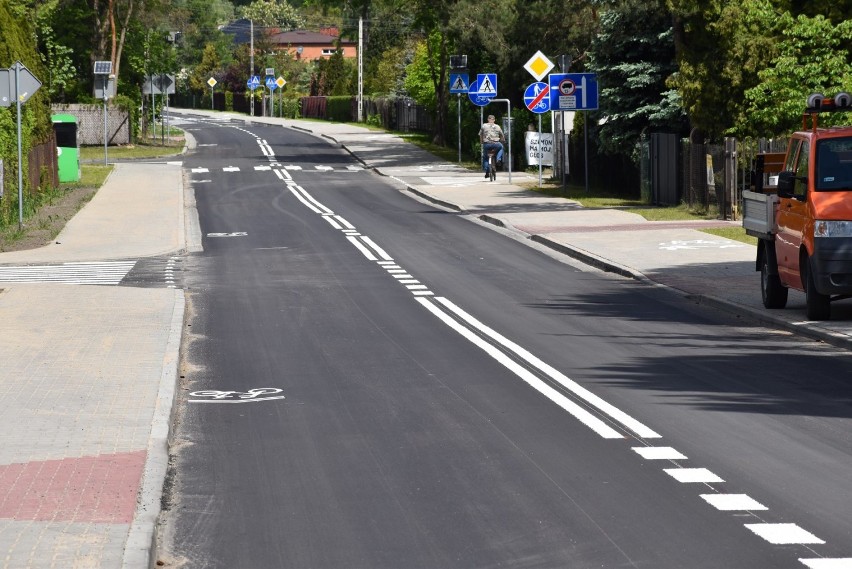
xmin=525 ymin=131 xmax=554 ymax=166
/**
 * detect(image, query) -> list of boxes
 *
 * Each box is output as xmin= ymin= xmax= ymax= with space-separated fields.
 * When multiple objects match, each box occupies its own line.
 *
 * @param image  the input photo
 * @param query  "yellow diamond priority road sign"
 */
xmin=207 ymin=77 xmax=217 ymax=88
xmin=524 ymin=50 xmax=555 ymax=82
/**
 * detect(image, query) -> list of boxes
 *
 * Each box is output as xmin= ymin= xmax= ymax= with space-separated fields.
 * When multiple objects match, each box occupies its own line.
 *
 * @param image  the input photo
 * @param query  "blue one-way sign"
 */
xmin=548 ymin=73 xmax=598 ymax=110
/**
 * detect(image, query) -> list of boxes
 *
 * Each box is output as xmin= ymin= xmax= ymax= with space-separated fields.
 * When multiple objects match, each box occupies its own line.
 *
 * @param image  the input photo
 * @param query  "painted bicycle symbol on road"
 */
xmin=658 ymin=239 xmax=745 ymax=251
xmin=188 ymin=387 xmax=285 ymax=403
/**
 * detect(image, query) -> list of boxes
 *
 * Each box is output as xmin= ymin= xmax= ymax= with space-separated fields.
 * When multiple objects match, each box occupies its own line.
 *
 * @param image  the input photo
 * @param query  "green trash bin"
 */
xmin=52 ymin=114 xmax=81 ymax=182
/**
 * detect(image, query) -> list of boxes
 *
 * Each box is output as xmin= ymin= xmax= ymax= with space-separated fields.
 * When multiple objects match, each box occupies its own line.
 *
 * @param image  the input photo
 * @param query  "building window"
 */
xmin=322 ymin=48 xmax=342 ymax=56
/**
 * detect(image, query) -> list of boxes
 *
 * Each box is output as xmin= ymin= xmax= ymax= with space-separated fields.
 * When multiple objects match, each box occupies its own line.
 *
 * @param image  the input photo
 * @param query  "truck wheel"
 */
xmin=805 ymin=259 xmax=831 ymax=320
xmin=761 ymin=252 xmax=788 ymax=308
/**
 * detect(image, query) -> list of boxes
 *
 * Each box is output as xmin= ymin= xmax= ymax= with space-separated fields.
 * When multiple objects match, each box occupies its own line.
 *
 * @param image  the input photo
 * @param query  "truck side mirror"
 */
xmin=777 ymin=171 xmax=796 ymax=198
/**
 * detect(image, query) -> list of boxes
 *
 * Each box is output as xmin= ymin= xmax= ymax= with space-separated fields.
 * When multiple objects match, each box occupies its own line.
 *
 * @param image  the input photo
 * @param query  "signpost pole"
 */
xmin=211 ymin=85 xmax=214 ymax=110
xmin=491 ymin=98 xmax=512 ymax=184
xmin=457 ymin=94 xmax=461 ymax=163
xmin=15 ymin=64 xmax=23 ymax=229
xmin=104 ymin=80 xmax=109 ymax=164
xmin=584 ymin=114 xmax=589 ymax=193
xmin=538 ymin=115 xmax=543 ymax=188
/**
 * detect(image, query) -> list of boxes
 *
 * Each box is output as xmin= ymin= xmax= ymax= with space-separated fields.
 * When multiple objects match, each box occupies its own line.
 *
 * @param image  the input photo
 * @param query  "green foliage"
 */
xmin=326 ymin=96 xmax=353 ymax=121
xmin=739 ymin=14 xmax=852 ymax=136
xmin=113 ymin=95 xmax=142 ymax=141
xmin=403 ymin=39 xmax=438 ymax=111
xmin=240 ymin=0 xmax=305 ymax=28
xmin=314 ymin=48 xmax=355 ymax=95
xmin=589 ymin=0 xmax=686 ymax=158
xmin=276 ymin=97 xmax=301 ymax=118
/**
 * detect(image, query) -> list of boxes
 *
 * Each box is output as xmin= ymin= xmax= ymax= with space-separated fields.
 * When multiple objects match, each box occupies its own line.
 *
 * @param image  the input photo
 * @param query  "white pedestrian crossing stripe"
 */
xmin=189 ymin=164 xmax=366 ymax=174
xmin=0 ymin=261 xmax=136 ymax=285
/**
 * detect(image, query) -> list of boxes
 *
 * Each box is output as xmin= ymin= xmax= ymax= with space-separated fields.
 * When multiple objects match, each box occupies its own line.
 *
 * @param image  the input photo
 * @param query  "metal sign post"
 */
xmin=7 ymin=62 xmax=42 ymax=229
xmin=490 ymin=98 xmax=512 ymax=184
xmin=94 ymin=61 xmax=113 ymax=165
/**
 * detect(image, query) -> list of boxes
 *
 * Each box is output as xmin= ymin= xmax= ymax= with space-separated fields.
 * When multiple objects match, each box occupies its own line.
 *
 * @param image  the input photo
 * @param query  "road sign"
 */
xmin=549 ymin=73 xmax=598 ymax=110
xmin=449 ymin=73 xmax=469 ymax=94
xmin=8 ymin=62 xmax=41 ymax=104
xmin=476 ymin=73 xmax=497 ymax=97
xmin=247 ymin=75 xmax=260 ymax=90
xmin=467 ymin=79 xmax=491 ymax=107
xmin=276 ymin=77 xmax=287 ymax=88
xmin=0 ymin=70 xmax=10 ymax=107
xmin=207 ymin=77 xmax=217 ymax=88
xmin=524 ymin=51 xmax=554 ymax=82
xmin=524 ymin=82 xmax=550 ymax=113
xmin=265 ymin=76 xmax=277 ymax=90
xmin=265 ymin=68 xmax=275 ymax=76
xmin=152 ymin=74 xmax=175 ymax=95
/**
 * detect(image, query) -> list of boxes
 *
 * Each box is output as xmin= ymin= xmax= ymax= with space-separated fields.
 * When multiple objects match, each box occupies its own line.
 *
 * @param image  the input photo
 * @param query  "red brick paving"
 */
xmin=0 ymin=450 xmax=146 ymax=523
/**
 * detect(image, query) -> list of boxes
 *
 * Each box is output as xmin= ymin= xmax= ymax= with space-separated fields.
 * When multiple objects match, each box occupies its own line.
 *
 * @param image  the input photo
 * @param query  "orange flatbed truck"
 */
xmin=743 ymin=92 xmax=852 ymax=320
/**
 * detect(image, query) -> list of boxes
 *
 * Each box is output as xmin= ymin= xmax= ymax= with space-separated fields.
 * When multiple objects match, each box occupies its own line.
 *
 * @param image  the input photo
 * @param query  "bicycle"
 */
xmin=486 ymin=148 xmax=497 ymax=182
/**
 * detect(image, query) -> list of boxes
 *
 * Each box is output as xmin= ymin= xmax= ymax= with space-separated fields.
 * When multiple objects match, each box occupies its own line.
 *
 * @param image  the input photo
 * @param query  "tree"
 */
xmin=739 ymin=13 xmax=852 ymax=136
xmin=240 ymin=0 xmax=306 ymax=28
xmin=589 ymin=0 xmax=686 ymax=158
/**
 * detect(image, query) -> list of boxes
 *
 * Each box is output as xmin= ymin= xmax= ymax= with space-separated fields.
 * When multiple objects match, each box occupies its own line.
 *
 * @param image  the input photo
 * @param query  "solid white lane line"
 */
xmin=435 ymin=297 xmax=661 ymax=439
xmin=700 ymin=494 xmax=768 ymax=511
xmin=347 ymin=236 xmax=378 ymax=261
xmin=287 ymin=186 xmax=324 ymax=214
xmin=292 ymin=185 xmax=334 ymax=215
xmin=799 ymin=558 xmax=852 ymax=568
xmin=664 ymin=468 xmax=724 ymax=483
xmin=323 ymin=216 xmax=343 ymax=230
xmin=334 ymin=216 xmax=355 ymax=230
xmin=745 ymin=523 xmax=824 ymax=545
xmin=416 ymin=297 xmax=624 ymax=440
xmin=359 ymin=236 xmax=393 ymax=261
xmin=632 ymin=446 xmax=687 ymax=460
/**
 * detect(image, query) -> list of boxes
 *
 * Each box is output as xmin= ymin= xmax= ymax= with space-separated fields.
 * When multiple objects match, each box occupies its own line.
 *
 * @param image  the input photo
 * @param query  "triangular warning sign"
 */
xmin=451 ymin=75 xmax=467 ymax=91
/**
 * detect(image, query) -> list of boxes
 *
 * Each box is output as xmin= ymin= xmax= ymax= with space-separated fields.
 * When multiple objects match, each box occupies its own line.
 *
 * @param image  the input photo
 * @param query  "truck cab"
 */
xmin=744 ymin=92 xmax=852 ymax=320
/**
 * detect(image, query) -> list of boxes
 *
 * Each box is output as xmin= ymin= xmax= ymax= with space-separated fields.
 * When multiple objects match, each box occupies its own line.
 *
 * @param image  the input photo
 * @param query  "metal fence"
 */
xmin=640 ymin=133 xmax=788 ymax=219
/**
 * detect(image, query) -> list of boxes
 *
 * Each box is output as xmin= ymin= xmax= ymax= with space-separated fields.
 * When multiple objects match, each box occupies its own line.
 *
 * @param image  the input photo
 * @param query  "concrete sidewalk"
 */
xmin=0 ymin=162 xmax=187 ymax=569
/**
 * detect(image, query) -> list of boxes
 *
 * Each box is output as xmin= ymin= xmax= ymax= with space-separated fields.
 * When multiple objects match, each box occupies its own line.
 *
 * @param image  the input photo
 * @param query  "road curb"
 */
xmin=122 ymin=289 xmax=185 ymax=569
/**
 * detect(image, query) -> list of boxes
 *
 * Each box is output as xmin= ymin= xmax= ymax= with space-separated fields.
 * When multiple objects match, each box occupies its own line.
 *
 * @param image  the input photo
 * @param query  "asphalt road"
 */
xmin=156 ymin=117 xmax=852 ymax=569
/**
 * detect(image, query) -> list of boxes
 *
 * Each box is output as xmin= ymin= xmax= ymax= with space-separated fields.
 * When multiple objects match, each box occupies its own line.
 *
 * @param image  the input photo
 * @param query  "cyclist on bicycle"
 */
xmin=479 ymin=115 xmax=505 ymax=178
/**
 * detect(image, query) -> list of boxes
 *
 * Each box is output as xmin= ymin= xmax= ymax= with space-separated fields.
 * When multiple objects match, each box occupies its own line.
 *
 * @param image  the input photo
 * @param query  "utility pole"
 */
xmin=358 ymin=17 xmax=363 ymax=122
xmin=250 ymin=19 xmax=254 ymax=116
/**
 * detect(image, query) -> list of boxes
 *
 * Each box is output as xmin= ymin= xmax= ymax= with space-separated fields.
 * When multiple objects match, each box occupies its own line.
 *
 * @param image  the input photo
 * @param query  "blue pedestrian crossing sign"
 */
xmin=247 ymin=75 xmax=261 ymax=90
xmin=476 ymin=73 xmax=497 ymax=97
xmin=524 ymin=82 xmax=550 ymax=114
xmin=468 ymin=79 xmax=491 ymax=107
xmin=265 ymin=76 xmax=277 ymax=91
xmin=449 ymin=73 xmax=469 ymax=94
xmin=548 ymin=73 xmax=598 ymax=110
